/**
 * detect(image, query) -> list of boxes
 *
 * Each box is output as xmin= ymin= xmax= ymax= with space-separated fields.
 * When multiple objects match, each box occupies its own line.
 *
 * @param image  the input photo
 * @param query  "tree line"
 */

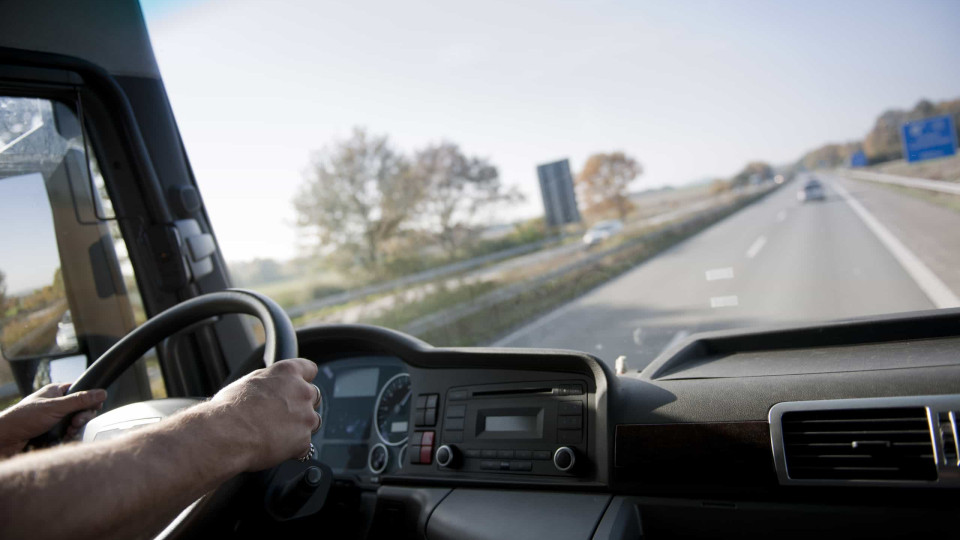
xmin=294 ymin=128 xmax=522 ymax=275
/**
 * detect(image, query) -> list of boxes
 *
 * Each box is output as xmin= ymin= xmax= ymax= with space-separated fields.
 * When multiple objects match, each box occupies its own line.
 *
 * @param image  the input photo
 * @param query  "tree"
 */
xmin=294 ymin=128 xmax=422 ymax=273
xmin=730 ymin=161 xmax=773 ymax=187
xmin=0 ymin=269 xmax=6 ymax=311
xmin=411 ymin=142 xmax=522 ymax=258
xmin=576 ymin=152 xmax=642 ymax=220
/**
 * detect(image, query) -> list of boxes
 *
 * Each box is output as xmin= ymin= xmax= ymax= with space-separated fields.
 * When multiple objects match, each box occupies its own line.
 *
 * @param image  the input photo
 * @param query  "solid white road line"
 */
xmin=745 ymin=236 xmax=767 ymax=259
xmin=830 ymin=178 xmax=960 ymax=309
xmin=710 ymin=295 xmax=739 ymax=308
xmin=705 ymin=267 xmax=734 ymax=281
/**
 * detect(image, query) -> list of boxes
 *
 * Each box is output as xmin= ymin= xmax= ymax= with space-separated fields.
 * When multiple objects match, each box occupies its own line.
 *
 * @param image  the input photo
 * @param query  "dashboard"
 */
xmin=294 ymin=308 xmax=960 ymax=539
xmin=81 ymin=307 xmax=960 ymax=539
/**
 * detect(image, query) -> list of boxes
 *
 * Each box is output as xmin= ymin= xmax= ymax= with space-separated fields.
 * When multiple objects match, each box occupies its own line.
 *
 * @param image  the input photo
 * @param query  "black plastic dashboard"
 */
xmin=82 ymin=309 xmax=960 ymax=539
xmin=293 ymin=308 xmax=960 ymax=539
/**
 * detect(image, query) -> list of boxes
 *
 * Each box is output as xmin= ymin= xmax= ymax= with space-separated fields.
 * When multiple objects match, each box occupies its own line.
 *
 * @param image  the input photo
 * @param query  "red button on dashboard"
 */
xmin=420 ymin=445 xmax=433 ymax=464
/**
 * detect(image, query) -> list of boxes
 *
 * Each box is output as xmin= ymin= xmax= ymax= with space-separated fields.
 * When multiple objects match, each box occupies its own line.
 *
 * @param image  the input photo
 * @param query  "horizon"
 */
xmin=140 ymin=0 xmax=960 ymax=264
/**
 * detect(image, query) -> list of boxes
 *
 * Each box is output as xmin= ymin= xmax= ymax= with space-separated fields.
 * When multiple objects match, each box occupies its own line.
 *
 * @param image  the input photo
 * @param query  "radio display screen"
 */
xmin=485 ymin=415 xmax=537 ymax=433
xmin=477 ymin=408 xmax=544 ymax=439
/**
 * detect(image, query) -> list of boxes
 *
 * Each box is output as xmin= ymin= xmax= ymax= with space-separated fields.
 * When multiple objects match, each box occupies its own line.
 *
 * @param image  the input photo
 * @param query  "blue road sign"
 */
xmin=900 ymin=115 xmax=958 ymax=163
xmin=849 ymin=150 xmax=868 ymax=167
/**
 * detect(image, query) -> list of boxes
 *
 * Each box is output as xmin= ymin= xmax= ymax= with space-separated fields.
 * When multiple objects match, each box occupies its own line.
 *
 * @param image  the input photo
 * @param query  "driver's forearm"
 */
xmin=0 ymin=401 xmax=248 ymax=540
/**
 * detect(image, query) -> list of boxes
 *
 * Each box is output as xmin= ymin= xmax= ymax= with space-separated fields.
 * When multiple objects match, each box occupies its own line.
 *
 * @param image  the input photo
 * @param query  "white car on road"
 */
xmin=583 ymin=220 xmax=624 ymax=247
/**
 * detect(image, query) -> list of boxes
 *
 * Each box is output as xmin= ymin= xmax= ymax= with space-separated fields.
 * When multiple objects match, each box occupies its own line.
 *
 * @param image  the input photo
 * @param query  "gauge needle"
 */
xmin=394 ymin=390 xmax=412 ymax=414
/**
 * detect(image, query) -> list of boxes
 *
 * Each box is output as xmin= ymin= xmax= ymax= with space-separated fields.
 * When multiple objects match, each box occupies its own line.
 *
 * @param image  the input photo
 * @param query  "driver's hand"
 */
xmin=210 ymin=358 xmax=320 ymax=471
xmin=0 ymin=383 xmax=107 ymax=458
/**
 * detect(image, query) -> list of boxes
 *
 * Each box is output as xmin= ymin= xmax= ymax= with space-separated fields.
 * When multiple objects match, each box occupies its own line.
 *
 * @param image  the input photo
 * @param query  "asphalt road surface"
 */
xmin=494 ymin=173 xmax=960 ymax=371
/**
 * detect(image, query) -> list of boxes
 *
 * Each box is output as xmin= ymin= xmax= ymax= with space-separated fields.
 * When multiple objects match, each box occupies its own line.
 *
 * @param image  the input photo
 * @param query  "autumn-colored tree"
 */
xmin=576 ymin=152 xmax=642 ymax=220
xmin=294 ymin=128 xmax=423 ymax=273
xmin=411 ymin=142 xmax=522 ymax=258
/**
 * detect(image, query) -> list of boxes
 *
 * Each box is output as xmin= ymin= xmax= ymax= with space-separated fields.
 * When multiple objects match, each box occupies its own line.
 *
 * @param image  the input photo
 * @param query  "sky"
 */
xmin=0 ymin=173 xmax=61 ymax=294
xmin=140 ymin=0 xmax=960 ymax=263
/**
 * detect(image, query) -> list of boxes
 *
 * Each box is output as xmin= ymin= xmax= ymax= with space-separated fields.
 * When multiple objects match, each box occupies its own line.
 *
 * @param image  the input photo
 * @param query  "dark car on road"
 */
xmin=797 ymin=178 xmax=826 ymax=202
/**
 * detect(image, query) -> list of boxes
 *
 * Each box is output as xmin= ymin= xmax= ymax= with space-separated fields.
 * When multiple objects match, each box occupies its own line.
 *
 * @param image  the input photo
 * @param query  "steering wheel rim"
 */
xmin=32 ymin=288 xmax=297 ymax=445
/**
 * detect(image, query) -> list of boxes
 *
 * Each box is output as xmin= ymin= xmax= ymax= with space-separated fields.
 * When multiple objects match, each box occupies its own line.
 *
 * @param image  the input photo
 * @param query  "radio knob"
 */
xmin=436 ymin=445 xmax=459 ymax=468
xmin=553 ymin=447 xmax=576 ymax=472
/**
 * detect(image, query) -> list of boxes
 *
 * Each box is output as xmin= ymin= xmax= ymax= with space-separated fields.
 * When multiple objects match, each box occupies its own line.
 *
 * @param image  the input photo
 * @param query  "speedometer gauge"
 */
xmin=374 ymin=373 xmax=411 ymax=445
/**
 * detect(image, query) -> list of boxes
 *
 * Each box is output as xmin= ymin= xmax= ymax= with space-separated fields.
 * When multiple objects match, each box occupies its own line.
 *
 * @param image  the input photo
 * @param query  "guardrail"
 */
xmin=285 ymin=236 xmax=563 ymax=318
xmin=839 ymin=169 xmax=960 ymax=196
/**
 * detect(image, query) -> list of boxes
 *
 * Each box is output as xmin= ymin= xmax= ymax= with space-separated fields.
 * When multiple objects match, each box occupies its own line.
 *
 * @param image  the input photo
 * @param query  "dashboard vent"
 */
xmin=781 ymin=407 xmax=937 ymax=482
xmin=938 ymin=411 xmax=958 ymax=466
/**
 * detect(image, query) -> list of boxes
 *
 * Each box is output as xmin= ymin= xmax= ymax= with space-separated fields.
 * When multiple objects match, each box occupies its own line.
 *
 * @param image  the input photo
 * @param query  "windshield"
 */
xmin=142 ymin=1 xmax=960 ymax=370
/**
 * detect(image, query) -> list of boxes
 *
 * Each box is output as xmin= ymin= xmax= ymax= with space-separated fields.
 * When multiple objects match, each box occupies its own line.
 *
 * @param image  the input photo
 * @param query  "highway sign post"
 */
xmin=537 ymin=159 xmax=582 ymax=227
xmin=900 ymin=115 xmax=958 ymax=163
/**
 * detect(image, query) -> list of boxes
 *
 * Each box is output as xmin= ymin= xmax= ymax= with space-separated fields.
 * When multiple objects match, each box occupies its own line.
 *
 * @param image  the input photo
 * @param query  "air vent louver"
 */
xmin=781 ymin=407 xmax=937 ymax=482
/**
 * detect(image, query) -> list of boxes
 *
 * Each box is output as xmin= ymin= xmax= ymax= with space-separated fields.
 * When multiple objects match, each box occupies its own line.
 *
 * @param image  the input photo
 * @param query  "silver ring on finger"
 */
xmin=297 ymin=443 xmax=316 ymax=463
xmin=311 ymin=410 xmax=323 ymax=434
xmin=311 ymin=383 xmax=322 ymax=409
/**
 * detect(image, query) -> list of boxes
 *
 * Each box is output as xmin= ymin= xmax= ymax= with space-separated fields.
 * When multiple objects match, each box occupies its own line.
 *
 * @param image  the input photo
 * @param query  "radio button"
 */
xmin=445 ymin=417 xmax=464 ymax=430
xmin=532 ymin=451 xmax=551 ymax=461
xmin=481 ymin=449 xmax=498 ymax=459
xmin=465 ymin=449 xmax=481 ymax=458
xmin=446 ymin=405 xmax=466 ymax=418
xmin=496 ymin=450 xmax=514 ymax=459
xmin=480 ymin=460 xmax=499 ymax=470
xmin=426 ymin=394 xmax=438 ymax=408
xmin=515 ymin=450 xmax=533 ymax=460
xmin=510 ymin=461 xmax=533 ymax=472
xmin=558 ymin=402 xmax=582 ymax=416
xmin=444 ymin=430 xmax=463 ymax=443
xmin=554 ymin=447 xmax=576 ymax=472
xmin=559 ymin=384 xmax=584 ymax=396
xmin=449 ymin=390 xmax=468 ymax=401
xmin=558 ymin=416 xmax=582 ymax=429
xmin=424 ymin=409 xmax=437 ymax=426
xmin=499 ymin=461 xmax=511 ymax=471
xmin=558 ymin=429 xmax=582 ymax=444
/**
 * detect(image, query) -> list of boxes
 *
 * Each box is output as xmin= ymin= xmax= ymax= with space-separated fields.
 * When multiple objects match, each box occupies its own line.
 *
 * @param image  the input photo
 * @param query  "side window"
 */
xmin=0 ymin=96 xmax=165 ymax=409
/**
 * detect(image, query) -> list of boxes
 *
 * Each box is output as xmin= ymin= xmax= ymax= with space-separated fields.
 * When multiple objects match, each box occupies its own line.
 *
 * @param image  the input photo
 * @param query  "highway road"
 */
xmin=494 ymin=174 xmax=960 ymax=371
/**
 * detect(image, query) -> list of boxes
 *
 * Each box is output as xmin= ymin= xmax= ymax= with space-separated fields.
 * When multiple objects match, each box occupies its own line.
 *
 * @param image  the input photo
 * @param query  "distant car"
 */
xmin=797 ymin=179 xmax=825 ymax=202
xmin=583 ymin=220 xmax=624 ymax=246
xmin=56 ymin=310 xmax=78 ymax=351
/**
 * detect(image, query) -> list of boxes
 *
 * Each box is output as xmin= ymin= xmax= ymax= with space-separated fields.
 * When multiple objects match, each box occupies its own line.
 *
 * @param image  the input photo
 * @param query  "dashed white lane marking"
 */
xmin=745 ymin=235 xmax=767 ymax=259
xmin=705 ymin=267 xmax=734 ymax=281
xmin=659 ymin=329 xmax=690 ymax=355
xmin=831 ymin=178 xmax=960 ymax=309
xmin=776 ymin=210 xmax=787 ymax=222
xmin=710 ymin=295 xmax=739 ymax=308
xmin=632 ymin=327 xmax=643 ymax=346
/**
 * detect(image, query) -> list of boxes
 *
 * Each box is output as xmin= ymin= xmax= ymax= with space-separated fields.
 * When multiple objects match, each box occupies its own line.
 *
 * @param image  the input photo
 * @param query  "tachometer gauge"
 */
xmin=374 ymin=373 xmax=411 ymax=445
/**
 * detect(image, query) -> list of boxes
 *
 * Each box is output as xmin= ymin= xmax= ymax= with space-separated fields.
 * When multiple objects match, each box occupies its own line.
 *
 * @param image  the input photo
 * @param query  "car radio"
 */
xmin=406 ymin=380 xmax=588 ymax=476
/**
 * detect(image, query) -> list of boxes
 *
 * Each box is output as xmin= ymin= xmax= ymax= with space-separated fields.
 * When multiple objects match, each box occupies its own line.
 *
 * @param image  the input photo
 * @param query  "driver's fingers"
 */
xmin=274 ymin=358 xmax=318 ymax=383
xmin=33 ymin=383 xmax=70 ymax=398
xmin=44 ymin=389 xmax=107 ymax=415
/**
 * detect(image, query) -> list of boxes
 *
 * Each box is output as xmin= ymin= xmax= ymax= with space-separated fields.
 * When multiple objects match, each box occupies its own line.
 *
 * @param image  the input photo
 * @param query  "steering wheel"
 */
xmin=31 ymin=289 xmax=296 ymax=444
xmin=29 ymin=289 xmax=320 ymax=536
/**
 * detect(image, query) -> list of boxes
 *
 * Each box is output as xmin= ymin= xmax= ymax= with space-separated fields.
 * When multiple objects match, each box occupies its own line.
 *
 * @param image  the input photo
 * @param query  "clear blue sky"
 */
xmin=140 ymin=0 xmax=960 ymax=262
